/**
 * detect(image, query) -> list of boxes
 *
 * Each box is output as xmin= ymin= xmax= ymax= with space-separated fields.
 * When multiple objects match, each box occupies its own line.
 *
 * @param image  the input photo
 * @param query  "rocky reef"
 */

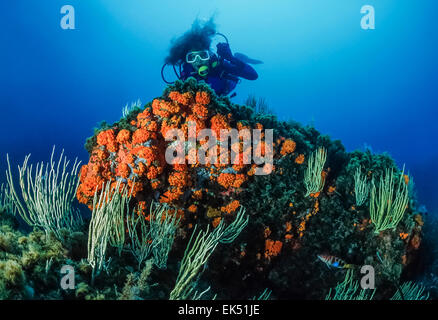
xmin=0 ymin=78 xmax=429 ymax=300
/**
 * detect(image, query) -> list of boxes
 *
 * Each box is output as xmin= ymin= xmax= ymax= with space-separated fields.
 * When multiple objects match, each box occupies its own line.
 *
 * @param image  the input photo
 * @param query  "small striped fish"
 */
xmin=317 ymin=254 xmax=353 ymax=269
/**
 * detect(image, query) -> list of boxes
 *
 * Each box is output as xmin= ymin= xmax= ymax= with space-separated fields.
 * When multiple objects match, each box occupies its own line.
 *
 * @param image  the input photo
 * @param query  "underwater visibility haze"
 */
xmin=0 ymin=0 xmax=438 ymax=301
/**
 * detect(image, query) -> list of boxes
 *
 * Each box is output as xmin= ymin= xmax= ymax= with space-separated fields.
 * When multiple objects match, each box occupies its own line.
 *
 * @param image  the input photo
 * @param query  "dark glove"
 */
xmin=216 ymin=42 xmax=233 ymax=61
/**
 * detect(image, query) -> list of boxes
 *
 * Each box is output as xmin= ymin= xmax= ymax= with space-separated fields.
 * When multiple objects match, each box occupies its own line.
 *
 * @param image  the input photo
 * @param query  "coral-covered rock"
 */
xmin=76 ymin=78 xmax=425 ymax=299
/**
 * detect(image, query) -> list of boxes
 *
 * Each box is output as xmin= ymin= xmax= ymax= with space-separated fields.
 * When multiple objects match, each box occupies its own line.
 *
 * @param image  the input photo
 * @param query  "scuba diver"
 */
xmin=162 ymin=18 xmax=261 ymax=97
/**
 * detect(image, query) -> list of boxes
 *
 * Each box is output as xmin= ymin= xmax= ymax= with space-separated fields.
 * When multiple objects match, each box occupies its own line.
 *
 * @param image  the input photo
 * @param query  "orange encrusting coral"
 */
xmin=212 ymin=217 xmax=222 ymax=228
xmin=399 ymin=233 xmax=409 ymax=240
xmin=196 ymin=91 xmax=211 ymax=105
xmin=264 ymin=239 xmax=283 ymax=260
xmin=327 ymin=186 xmax=336 ymax=194
xmin=77 ymin=86 xmax=300 ymax=235
xmin=188 ymin=204 xmax=197 ymax=213
xmin=221 ymin=200 xmax=240 ymax=214
xmin=295 ymin=154 xmax=305 ymax=164
xmin=280 ymin=139 xmax=296 ymax=156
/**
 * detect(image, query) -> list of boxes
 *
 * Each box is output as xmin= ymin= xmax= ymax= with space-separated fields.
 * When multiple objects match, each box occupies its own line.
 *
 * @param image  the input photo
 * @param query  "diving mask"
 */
xmin=186 ymin=50 xmax=210 ymax=64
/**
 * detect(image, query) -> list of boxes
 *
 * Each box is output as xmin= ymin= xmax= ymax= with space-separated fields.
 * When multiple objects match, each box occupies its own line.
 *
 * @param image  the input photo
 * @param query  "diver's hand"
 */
xmin=217 ymin=42 xmax=233 ymax=61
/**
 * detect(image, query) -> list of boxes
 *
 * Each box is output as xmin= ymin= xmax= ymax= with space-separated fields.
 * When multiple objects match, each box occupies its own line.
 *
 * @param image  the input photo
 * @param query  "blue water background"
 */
xmin=0 ymin=0 xmax=437 ymax=213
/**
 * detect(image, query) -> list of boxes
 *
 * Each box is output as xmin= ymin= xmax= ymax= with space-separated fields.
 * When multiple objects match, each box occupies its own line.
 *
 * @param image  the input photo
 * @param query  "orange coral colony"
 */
xmin=77 ymin=86 xmax=291 ymax=222
xmin=264 ymin=239 xmax=283 ymax=260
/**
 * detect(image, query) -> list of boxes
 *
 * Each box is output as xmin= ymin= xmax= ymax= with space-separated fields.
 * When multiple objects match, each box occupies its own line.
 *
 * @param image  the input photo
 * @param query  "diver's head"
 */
xmin=165 ymin=17 xmax=217 ymax=66
xmin=186 ymin=49 xmax=211 ymax=77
